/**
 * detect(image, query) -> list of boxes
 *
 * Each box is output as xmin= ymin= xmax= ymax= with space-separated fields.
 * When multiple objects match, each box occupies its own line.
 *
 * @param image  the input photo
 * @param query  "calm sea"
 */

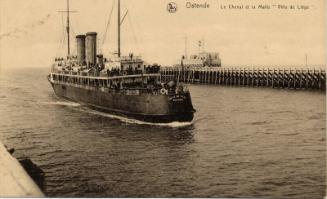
xmin=0 ymin=67 xmax=325 ymax=198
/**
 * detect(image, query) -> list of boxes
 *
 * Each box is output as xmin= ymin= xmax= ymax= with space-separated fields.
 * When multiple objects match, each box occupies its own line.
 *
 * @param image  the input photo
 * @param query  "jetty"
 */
xmin=161 ymin=67 xmax=326 ymax=91
xmin=0 ymin=141 xmax=44 ymax=197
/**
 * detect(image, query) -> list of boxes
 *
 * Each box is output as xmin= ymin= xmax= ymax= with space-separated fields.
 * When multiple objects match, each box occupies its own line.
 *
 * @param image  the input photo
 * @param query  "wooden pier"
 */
xmin=161 ymin=67 xmax=326 ymax=91
xmin=0 ymin=141 xmax=44 ymax=197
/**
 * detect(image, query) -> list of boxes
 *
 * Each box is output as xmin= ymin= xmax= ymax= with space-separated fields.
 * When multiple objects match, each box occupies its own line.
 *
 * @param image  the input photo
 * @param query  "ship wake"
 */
xmin=79 ymin=107 xmax=193 ymax=128
xmin=43 ymin=101 xmax=81 ymax=107
xmin=45 ymin=99 xmax=192 ymax=127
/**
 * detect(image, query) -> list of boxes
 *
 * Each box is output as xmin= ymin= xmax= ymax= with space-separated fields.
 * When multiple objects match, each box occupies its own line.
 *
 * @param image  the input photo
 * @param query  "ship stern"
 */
xmin=168 ymin=91 xmax=195 ymax=122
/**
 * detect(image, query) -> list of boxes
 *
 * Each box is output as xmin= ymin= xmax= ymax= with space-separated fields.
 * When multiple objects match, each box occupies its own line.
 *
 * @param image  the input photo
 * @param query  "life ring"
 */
xmin=160 ymin=88 xmax=167 ymax=95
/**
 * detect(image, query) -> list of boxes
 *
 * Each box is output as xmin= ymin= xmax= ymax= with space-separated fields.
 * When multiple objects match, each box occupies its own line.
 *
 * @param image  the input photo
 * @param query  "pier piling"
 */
xmin=161 ymin=67 xmax=326 ymax=91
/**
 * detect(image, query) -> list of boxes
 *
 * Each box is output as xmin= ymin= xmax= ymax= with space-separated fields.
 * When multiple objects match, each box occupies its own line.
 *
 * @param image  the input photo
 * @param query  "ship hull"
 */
xmin=50 ymin=81 xmax=195 ymax=123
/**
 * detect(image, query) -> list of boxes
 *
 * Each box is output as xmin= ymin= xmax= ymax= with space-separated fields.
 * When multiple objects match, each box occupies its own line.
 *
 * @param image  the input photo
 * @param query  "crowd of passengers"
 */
xmin=57 ymin=60 xmax=161 ymax=77
xmin=55 ymin=71 xmax=184 ymax=95
xmin=108 ymin=79 xmax=183 ymax=95
xmin=106 ymin=64 xmax=160 ymax=77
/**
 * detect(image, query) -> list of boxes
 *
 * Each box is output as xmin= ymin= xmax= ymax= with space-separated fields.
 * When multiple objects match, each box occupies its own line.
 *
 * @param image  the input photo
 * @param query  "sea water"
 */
xmin=0 ymin=67 xmax=325 ymax=198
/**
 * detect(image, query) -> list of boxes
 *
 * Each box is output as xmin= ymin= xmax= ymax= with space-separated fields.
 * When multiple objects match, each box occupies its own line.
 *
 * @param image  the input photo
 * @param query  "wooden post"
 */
xmin=294 ymin=69 xmax=297 ymax=89
xmin=299 ymin=68 xmax=303 ymax=89
xmin=305 ymin=69 xmax=308 ymax=89
xmin=242 ymin=68 xmax=245 ymax=86
xmin=218 ymin=68 xmax=222 ymax=85
xmin=252 ymin=68 xmax=257 ymax=87
xmin=313 ymin=69 xmax=318 ymax=89
xmin=282 ymin=68 xmax=285 ymax=88
xmin=250 ymin=67 xmax=254 ymax=87
xmin=227 ymin=68 xmax=230 ymax=86
xmin=292 ymin=69 xmax=297 ymax=89
xmin=318 ymin=68 xmax=321 ymax=90
xmin=234 ymin=67 xmax=236 ymax=86
xmin=256 ymin=68 xmax=259 ymax=87
xmin=266 ymin=68 xmax=269 ymax=87
xmin=247 ymin=67 xmax=249 ymax=86
xmin=223 ymin=67 xmax=225 ymax=85
xmin=204 ymin=68 xmax=209 ymax=84
xmin=215 ymin=70 xmax=218 ymax=85
xmin=239 ymin=68 xmax=242 ymax=86
xmin=205 ymin=70 xmax=208 ymax=84
xmin=272 ymin=68 xmax=274 ymax=88
xmin=312 ymin=69 xmax=316 ymax=89
xmin=278 ymin=68 xmax=281 ymax=88
xmin=210 ymin=70 xmax=212 ymax=84
xmin=287 ymin=68 xmax=290 ymax=89
xmin=257 ymin=68 xmax=260 ymax=87
xmin=233 ymin=67 xmax=236 ymax=86
xmin=226 ymin=68 xmax=229 ymax=86
xmin=200 ymin=69 xmax=204 ymax=83
xmin=237 ymin=68 xmax=239 ymax=86
xmin=258 ymin=67 xmax=260 ymax=87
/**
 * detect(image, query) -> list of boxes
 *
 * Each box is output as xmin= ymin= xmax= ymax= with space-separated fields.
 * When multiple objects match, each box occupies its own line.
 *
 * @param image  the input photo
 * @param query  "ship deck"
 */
xmin=50 ymin=72 xmax=160 ymax=80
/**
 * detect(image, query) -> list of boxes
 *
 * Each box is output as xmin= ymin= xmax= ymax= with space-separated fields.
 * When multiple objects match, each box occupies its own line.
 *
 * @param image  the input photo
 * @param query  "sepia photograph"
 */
xmin=0 ymin=0 xmax=325 ymax=198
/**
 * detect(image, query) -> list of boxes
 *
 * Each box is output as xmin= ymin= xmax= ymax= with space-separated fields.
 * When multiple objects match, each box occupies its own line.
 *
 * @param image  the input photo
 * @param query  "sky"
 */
xmin=0 ymin=0 xmax=325 ymax=69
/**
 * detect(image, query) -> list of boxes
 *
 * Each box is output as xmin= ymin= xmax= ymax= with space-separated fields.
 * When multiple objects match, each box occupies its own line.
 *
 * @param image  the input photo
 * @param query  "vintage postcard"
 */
xmin=0 ymin=0 xmax=325 ymax=198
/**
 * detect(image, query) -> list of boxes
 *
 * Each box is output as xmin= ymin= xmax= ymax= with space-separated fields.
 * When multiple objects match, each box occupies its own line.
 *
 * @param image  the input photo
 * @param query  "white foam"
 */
xmin=79 ymin=107 xmax=193 ymax=127
xmin=42 ymin=101 xmax=81 ymax=107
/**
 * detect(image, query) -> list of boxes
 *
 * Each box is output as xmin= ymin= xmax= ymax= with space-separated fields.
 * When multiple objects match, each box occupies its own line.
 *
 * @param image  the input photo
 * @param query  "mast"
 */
xmin=66 ymin=0 xmax=70 ymax=57
xmin=184 ymin=36 xmax=188 ymax=58
xmin=118 ymin=0 xmax=121 ymax=57
xmin=58 ymin=0 xmax=76 ymax=58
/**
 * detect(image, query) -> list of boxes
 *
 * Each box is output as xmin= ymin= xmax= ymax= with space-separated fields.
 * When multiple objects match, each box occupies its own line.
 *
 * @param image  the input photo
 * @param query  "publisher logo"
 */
xmin=167 ymin=2 xmax=177 ymax=13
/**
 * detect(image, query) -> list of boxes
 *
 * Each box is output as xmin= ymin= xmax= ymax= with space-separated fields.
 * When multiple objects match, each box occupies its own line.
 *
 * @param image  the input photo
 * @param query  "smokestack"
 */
xmin=85 ymin=32 xmax=97 ymax=67
xmin=76 ymin=35 xmax=86 ymax=65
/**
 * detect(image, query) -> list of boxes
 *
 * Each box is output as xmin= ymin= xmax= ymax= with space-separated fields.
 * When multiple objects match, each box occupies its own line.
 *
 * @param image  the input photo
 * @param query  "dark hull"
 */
xmin=50 ymin=81 xmax=195 ymax=123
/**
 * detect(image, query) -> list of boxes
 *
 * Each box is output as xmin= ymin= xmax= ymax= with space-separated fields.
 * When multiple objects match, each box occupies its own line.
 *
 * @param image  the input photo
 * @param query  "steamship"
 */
xmin=48 ymin=0 xmax=195 ymax=123
xmin=175 ymin=39 xmax=221 ymax=68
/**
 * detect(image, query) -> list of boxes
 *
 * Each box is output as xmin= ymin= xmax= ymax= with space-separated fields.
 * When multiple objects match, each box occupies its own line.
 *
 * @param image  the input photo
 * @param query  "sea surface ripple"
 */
xmin=0 ymin=68 xmax=325 ymax=198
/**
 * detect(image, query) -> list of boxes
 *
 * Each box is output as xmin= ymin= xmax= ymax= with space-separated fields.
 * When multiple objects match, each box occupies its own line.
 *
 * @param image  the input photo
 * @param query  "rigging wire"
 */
xmin=101 ymin=0 xmax=116 ymax=49
xmin=68 ymin=4 xmax=80 ymax=56
xmin=70 ymin=14 xmax=77 ymax=53
xmin=127 ymin=12 xmax=140 ymax=54
xmin=120 ymin=10 xmax=128 ymax=25
xmin=70 ymin=23 xmax=77 ymax=54
xmin=56 ymin=13 xmax=66 ymax=57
